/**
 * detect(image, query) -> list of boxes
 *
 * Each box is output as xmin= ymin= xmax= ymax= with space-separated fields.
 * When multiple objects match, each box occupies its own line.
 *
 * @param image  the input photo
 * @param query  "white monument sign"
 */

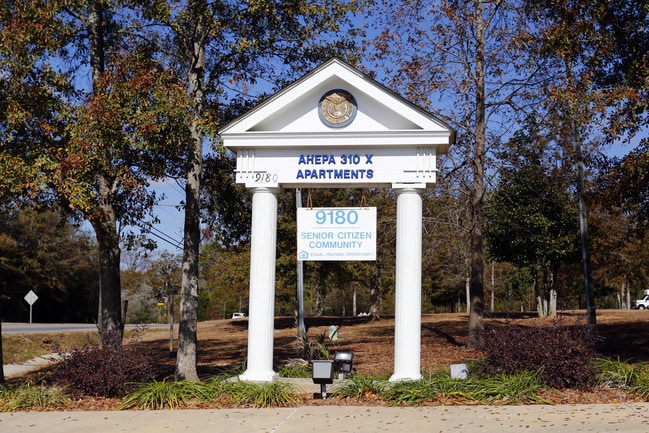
xmin=220 ymin=58 xmax=455 ymax=383
xmin=297 ymin=207 xmax=376 ymax=261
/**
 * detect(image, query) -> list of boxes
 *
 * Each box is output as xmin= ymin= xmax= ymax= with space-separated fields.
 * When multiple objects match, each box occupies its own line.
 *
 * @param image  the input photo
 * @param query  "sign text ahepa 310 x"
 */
xmin=297 ymin=207 xmax=377 ymax=261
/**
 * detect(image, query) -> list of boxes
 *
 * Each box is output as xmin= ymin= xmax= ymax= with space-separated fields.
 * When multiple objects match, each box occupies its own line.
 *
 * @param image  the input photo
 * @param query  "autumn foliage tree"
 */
xmin=0 ymin=1 xmax=189 ymax=344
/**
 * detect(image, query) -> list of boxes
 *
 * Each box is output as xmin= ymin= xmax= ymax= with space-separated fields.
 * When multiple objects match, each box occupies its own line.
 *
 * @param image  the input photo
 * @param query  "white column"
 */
xmin=390 ymin=186 xmax=424 ymax=382
xmin=240 ymin=187 xmax=280 ymax=382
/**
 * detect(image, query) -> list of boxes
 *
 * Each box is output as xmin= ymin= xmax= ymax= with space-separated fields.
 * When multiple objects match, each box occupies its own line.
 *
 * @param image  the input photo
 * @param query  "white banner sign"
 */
xmin=235 ymin=147 xmax=438 ymax=188
xmin=297 ymin=207 xmax=376 ymax=261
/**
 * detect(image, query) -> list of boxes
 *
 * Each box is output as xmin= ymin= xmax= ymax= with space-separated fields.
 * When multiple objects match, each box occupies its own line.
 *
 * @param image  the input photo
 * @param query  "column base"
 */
xmin=389 ymin=372 xmax=422 ymax=382
xmin=239 ymin=370 xmax=280 ymax=383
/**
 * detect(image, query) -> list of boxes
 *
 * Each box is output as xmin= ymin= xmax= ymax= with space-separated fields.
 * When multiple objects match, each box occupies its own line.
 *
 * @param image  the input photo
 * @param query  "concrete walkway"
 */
xmin=1 ymin=403 xmax=649 ymax=433
xmin=3 ymin=354 xmax=60 ymax=379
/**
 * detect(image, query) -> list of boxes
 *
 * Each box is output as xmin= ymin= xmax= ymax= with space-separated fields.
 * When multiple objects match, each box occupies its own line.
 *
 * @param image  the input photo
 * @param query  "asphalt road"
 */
xmin=1 ymin=322 xmax=169 ymax=334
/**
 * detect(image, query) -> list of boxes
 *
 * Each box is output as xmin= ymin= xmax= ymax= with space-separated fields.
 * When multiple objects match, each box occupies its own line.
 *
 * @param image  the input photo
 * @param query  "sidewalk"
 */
xmin=1 ymin=403 xmax=649 ymax=433
xmin=3 ymin=354 xmax=61 ymax=380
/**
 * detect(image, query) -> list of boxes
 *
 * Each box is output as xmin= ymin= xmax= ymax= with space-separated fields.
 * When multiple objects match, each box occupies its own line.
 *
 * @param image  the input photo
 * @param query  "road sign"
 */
xmin=297 ymin=207 xmax=376 ymax=261
xmin=24 ymin=290 xmax=38 ymax=305
xmin=24 ymin=290 xmax=38 ymax=324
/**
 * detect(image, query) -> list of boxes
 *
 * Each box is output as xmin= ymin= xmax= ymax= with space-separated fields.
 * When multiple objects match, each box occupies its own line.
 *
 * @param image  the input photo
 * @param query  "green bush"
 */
xmin=120 ymin=376 xmax=301 ymax=409
xmin=470 ymin=371 xmax=548 ymax=404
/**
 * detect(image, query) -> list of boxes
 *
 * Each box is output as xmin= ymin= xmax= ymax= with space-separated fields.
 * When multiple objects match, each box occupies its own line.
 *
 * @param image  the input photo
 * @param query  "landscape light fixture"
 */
xmin=333 ymin=351 xmax=354 ymax=379
xmin=311 ymin=360 xmax=334 ymax=399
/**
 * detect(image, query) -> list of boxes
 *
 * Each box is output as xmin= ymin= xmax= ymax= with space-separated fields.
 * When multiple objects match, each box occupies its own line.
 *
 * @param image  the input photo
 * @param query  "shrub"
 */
xmin=50 ymin=331 xmax=155 ymax=397
xmin=482 ymin=317 xmax=598 ymax=390
xmin=380 ymin=371 xmax=465 ymax=406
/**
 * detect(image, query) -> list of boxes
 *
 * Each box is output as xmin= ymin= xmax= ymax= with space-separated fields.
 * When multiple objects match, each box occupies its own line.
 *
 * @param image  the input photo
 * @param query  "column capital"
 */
xmin=392 ymin=185 xmax=426 ymax=195
xmin=249 ymin=186 xmax=282 ymax=194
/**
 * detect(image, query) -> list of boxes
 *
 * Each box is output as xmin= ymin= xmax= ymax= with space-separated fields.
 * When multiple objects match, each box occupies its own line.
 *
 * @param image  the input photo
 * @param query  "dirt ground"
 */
xmin=135 ymin=310 xmax=649 ymax=376
xmin=43 ymin=309 xmax=649 ymax=410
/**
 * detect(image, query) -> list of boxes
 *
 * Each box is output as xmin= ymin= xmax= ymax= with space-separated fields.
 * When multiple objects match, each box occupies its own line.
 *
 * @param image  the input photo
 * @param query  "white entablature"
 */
xmin=220 ymin=58 xmax=455 ymax=189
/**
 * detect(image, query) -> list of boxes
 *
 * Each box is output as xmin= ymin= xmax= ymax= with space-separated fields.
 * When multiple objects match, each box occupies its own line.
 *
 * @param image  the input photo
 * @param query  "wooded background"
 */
xmin=2 ymin=0 xmax=648 ymax=379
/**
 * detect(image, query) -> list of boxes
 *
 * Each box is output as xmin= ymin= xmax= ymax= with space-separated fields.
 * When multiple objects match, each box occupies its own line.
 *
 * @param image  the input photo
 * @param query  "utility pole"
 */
xmin=296 ymin=188 xmax=306 ymax=338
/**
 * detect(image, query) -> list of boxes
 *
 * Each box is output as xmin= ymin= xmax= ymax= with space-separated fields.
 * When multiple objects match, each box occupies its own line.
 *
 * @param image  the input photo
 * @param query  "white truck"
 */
xmin=633 ymin=290 xmax=649 ymax=309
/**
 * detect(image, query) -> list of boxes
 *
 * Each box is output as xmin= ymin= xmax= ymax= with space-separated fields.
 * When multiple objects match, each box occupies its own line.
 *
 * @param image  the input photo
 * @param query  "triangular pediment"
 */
xmin=220 ymin=58 xmax=455 ymax=151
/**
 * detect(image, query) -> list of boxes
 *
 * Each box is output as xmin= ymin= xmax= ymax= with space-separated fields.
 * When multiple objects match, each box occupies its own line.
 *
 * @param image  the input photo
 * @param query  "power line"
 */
xmin=149 ymin=226 xmax=183 ymax=250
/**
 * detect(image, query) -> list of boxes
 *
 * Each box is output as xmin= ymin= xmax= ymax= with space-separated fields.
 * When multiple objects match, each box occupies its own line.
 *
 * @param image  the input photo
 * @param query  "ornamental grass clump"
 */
xmin=119 ymin=379 xmax=209 ymax=410
xmin=278 ymin=359 xmax=312 ymax=378
xmin=471 ymin=371 xmax=548 ymax=404
xmin=629 ymin=364 xmax=649 ymax=400
xmin=380 ymin=370 xmax=547 ymax=406
xmin=220 ymin=380 xmax=299 ymax=408
xmin=592 ymin=357 xmax=638 ymax=389
xmin=0 ymin=382 xmax=69 ymax=411
xmin=331 ymin=375 xmax=387 ymax=400
xmin=381 ymin=371 xmax=465 ymax=406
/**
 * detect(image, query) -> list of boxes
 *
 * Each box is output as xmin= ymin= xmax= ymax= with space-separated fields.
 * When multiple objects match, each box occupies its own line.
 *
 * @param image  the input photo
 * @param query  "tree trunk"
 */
xmin=86 ymin=0 xmax=105 ymax=93
xmin=490 ymin=261 xmax=495 ymax=313
xmin=0 ymin=307 xmax=4 ymax=384
xmin=536 ymin=296 xmax=545 ymax=317
xmin=175 ymin=123 xmax=201 ymax=382
xmin=467 ymin=0 xmax=486 ymax=350
xmin=564 ymin=57 xmax=596 ymax=328
xmin=465 ymin=275 xmax=470 ymax=314
xmin=369 ymin=261 xmax=382 ymax=319
xmin=548 ymin=265 xmax=558 ymax=317
xmin=549 ymin=289 xmax=557 ymax=317
xmin=175 ymin=6 xmax=206 ymax=382
xmin=90 ymin=187 xmax=122 ymax=344
xmin=315 ymin=282 xmax=325 ymax=316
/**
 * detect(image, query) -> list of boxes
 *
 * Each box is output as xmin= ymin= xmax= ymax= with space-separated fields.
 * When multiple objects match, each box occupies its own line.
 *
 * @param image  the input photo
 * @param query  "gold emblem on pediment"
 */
xmin=319 ymin=89 xmax=357 ymax=127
